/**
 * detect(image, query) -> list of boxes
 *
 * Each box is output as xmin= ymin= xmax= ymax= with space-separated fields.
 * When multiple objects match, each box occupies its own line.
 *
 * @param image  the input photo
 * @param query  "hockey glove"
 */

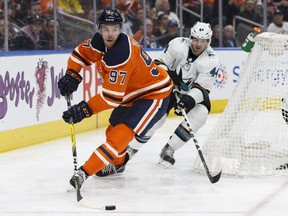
xmin=62 ymin=101 xmax=93 ymax=124
xmin=174 ymin=95 xmax=196 ymax=116
xmin=58 ymin=69 xmax=82 ymax=96
xmin=167 ymin=68 xmax=189 ymax=91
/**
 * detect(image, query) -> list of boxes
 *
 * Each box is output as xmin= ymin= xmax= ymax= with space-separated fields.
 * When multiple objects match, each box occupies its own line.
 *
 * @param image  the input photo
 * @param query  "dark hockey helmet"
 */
xmin=97 ymin=9 xmax=123 ymax=29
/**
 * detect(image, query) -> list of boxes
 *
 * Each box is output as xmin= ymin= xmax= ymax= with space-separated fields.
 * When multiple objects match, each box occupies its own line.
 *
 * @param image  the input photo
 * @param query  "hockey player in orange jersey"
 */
xmin=57 ymin=8 xmax=173 ymax=189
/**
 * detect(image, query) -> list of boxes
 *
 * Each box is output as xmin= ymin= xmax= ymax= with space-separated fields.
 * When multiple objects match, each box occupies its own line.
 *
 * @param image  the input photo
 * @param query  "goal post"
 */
xmin=194 ymin=32 xmax=288 ymax=176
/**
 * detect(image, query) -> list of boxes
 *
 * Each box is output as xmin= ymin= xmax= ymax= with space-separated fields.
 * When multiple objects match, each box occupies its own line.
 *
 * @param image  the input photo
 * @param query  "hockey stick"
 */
xmin=65 ymin=96 xmax=116 ymax=210
xmin=182 ymin=109 xmax=222 ymax=184
xmin=66 ymin=95 xmax=83 ymax=202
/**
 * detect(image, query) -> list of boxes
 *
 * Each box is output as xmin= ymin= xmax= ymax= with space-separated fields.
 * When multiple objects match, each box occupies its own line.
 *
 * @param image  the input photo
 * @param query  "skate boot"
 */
xmin=69 ymin=166 xmax=89 ymax=189
xmin=95 ymin=146 xmax=138 ymax=177
xmin=95 ymin=163 xmax=126 ymax=177
xmin=157 ymin=144 xmax=175 ymax=168
xmin=126 ymin=145 xmax=138 ymax=159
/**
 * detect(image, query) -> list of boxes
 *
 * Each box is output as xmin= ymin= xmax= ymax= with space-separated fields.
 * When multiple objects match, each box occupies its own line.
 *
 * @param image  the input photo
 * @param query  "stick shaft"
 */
xmin=66 ymin=96 xmax=83 ymax=201
xmin=182 ymin=109 xmax=221 ymax=184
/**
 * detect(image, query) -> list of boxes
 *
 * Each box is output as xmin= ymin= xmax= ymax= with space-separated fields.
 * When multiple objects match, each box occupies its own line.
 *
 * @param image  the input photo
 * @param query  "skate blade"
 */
xmin=156 ymin=158 xmax=173 ymax=169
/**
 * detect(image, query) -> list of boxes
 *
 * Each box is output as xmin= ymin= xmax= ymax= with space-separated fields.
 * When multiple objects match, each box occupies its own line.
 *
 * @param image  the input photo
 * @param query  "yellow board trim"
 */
xmin=0 ymin=100 xmax=228 ymax=153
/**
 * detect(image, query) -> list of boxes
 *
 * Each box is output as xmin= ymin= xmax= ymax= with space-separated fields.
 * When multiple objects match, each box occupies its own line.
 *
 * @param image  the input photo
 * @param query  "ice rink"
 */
xmin=1 ymin=115 xmax=288 ymax=216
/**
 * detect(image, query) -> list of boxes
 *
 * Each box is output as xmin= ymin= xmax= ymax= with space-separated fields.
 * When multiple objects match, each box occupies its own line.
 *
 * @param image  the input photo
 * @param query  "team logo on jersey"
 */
xmin=214 ymin=63 xmax=228 ymax=88
xmin=206 ymin=50 xmax=215 ymax=58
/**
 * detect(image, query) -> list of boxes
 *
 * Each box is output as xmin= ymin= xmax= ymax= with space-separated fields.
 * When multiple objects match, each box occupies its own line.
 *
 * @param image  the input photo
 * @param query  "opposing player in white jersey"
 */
xmin=96 ymin=21 xmax=219 ymax=176
xmin=154 ymin=21 xmax=219 ymax=167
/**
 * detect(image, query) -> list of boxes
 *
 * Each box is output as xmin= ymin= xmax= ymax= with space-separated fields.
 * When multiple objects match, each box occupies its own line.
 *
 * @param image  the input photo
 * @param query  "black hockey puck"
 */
xmin=105 ymin=205 xmax=116 ymax=211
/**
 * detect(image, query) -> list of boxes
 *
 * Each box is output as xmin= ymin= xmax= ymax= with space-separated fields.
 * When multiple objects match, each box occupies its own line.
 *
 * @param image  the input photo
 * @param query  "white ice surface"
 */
xmin=1 ymin=115 xmax=288 ymax=216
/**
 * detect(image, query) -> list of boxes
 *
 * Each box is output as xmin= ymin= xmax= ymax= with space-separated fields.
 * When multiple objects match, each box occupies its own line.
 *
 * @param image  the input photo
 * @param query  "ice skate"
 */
xmin=69 ymin=166 xmax=88 ymax=189
xmin=157 ymin=144 xmax=175 ymax=168
xmin=95 ymin=163 xmax=126 ymax=177
xmin=94 ymin=146 xmax=138 ymax=177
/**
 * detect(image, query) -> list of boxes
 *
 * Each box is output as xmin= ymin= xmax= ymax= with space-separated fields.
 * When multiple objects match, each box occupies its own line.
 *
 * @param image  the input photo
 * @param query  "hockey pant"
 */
xmin=83 ymin=97 xmax=170 ymax=176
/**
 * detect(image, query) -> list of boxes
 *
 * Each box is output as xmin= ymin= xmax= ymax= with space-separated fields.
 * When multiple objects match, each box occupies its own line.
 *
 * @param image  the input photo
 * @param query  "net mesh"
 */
xmin=194 ymin=32 xmax=288 ymax=176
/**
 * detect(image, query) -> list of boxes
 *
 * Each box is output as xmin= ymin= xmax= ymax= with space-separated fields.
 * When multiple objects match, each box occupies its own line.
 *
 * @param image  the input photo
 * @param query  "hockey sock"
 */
xmin=83 ymin=123 xmax=135 ymax=175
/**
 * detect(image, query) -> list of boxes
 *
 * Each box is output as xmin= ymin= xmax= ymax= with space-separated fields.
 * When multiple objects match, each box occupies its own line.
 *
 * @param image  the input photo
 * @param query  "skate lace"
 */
xmin=101 ymin=164 xmax=116 ymax=174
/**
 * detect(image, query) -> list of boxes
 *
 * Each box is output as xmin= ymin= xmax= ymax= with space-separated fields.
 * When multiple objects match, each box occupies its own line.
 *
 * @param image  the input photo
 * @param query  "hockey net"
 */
xmin=194 ymin=32 xmax=288 ymax=176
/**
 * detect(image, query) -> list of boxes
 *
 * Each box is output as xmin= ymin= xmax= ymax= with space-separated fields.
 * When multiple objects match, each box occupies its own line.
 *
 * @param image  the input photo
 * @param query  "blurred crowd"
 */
xmin=0 ymin=0 xmax=288 ymax=52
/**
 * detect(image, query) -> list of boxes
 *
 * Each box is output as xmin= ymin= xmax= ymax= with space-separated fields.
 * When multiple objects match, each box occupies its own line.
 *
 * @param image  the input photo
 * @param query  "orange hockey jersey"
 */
xmin=67 ymin=32 xmax=173 ymax=114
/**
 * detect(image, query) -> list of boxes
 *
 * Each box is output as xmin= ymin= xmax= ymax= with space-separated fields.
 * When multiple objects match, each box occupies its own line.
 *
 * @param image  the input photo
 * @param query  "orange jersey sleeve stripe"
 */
xmin=122 ymin=76 xmax=172 ymax=105
xmin=67 ymin=39 xmax=103 ymax=72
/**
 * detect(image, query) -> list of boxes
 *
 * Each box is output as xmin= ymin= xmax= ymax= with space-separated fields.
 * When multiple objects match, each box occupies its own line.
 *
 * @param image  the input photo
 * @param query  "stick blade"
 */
xmin=74 ymin=176 xmax=83 ymax=202
xmin=209 ymin=170 xmax=222 ymax=184
xmin=76 ymin=189 xmax=83 ymax=202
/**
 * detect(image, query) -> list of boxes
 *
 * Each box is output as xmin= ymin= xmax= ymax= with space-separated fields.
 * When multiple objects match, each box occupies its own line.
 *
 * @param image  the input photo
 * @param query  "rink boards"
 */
xmin=0 ymin=48 xmax=248 ymax=152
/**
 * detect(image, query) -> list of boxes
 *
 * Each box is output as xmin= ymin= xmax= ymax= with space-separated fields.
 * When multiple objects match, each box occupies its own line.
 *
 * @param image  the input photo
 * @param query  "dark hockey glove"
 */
xmin=63 ymin=101 xmax=93 ymax=124
xmin=167 ymin=68 xmax=189 ymax=91
xmin=167 ymin=69 xmax=181 ymax=89
xmin=58 ymin=69 xmax=82 ymax=96
xmin=174 ymin=95 xmax=196 ymax=116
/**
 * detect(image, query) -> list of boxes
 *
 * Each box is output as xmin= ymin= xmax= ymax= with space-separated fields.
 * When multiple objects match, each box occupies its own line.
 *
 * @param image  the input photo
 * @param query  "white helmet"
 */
xmin=190 ymin=22 xmax=212 ymax=40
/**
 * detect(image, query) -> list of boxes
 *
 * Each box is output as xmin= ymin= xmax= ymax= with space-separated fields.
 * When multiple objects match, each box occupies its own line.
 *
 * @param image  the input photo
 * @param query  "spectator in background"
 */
xmin=78 ymin=0 xmax=96 ymax=12
xmin=81 ymin=8 xmax=97 ymax=37
xmin=212 ymin=0 xmax=240 ymax=27
xmin=85 ymin=8 xmax=94 ymax=23
xmin=276 ymin=0 xmax=288 ymax=21
xmin=210 ymin=25 xmax=220 ymax=47
xmin=145 ymin=2 xmax=154 ymax=20
xmin=181 ymin=0 xmax=201 ymax=28
xmin=40 ymin=0 xmax=59 ymax=15
xmin=6 ymin=1 xmax=16 ymax=23
xmin=13 ymin=0 xmax=31 ymax=27
xmin=57 ymin=0 xmax=84 ymax=15
xmin=154 ymin=0 xmax=180 ymax=27
xmin=10 ymin=14 xmax=43 ymax=50
xmin=266 ymin=2 xmax=277 ymax=24
xmin=39 ymin=18 xmax=65 ymax=50
xmin=0 ymin=16 xmax=4 ymax=51
xmin=225 ymin=0 xmax=242 ymax=24
xmin=223 ymin=25 xmax=238 ymax=47
xmin=267 ymin=9 xmax=288 ymax=34
xmin=238 ymin=0 xmax=262 ymax=26
xmin=114 ymin=0 xmax=137 ymax=36
xmin=30 ymin=1 xmax=42 ymax=16
xmin=0 ymin=16 xmax=18 ymax=51
xmin=133 ymin=17 xmax=162 ymax=48
xmin=0 ymin=14 xmax=5 ymax=52
xmin=129 ymin=7 xmax=144 ymax=34
xmin=203 ymin=0 xmax=215 ymax=22
xmin=115 ymin=0 xmax=144 ymax=36
xmin=153 ymin=11 xmax=169 ymax=37
xmin=157 ymin=19 xmax=179 ymax=48
xmin=1 ymin=1 xmax=21 ymax=36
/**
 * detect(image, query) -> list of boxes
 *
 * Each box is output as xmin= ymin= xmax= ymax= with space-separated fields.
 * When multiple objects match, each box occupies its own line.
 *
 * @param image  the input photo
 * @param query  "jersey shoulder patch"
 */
xmin=103 ymin=33 xmax=131 ymax=67
xmin=170 ymin=37 xmax=190 ymax=47
xmin=165 ymin=37 xmax=189 ymax=58
xmin=91 ymin=32 xmax=105 ymax=52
